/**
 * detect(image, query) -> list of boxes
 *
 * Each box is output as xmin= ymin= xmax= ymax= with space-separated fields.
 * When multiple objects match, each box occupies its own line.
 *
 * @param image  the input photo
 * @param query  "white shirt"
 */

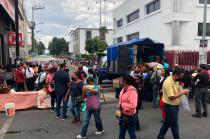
xmin=35 ymin=72 xmax=47 ymax=84
xmin=26 ymin=67 xmax=34 ymax=78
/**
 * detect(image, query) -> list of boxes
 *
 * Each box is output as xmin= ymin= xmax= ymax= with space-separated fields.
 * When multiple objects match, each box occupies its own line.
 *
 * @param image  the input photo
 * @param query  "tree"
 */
xmin=48 ymin=37 xmax=69 ymax=56
xmin=99 ymin=26 xmax=108 ymax=40
xmin=37 ymin=41 xmax=46 ymax=55
xmin=85 ymin=37 xmax=107 ymax=55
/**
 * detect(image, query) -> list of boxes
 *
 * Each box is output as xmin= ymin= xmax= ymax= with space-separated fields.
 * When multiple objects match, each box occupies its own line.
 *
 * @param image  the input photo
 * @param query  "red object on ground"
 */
xmin=160 ymin=96 xmax=166 ymax=120
xmin=0 ymin=92 xmax=38 ymax=111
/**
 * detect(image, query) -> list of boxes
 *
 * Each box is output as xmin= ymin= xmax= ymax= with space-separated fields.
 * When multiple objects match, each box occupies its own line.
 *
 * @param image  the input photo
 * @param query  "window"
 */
xmin=198 ymin=23 xmax=210 ymax=36
xmin=199 ymin=0 xmax=210 ymax=4
xmin=127 ymin=10 xmax=139 ymax=23
xmin=117 ymin=37 xmax=123 ymax=43
xmin=127 ymin=32 xmax=139 ymax=41
xmin=86 ymin=31 xmax=92 ymax=40
xmin=146 ymin=0 xmax=160 ymax=15
xmin=117 ymin=19 xmax=123 ymax=28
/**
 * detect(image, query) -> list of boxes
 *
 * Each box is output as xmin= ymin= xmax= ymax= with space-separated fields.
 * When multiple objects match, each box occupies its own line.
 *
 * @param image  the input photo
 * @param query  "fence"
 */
xmin=165 ymin=50 xmax=210 ymax=71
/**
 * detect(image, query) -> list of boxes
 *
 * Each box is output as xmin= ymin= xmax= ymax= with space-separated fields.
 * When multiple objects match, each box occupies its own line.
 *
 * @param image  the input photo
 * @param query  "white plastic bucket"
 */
xmin=5 ymin=103 xmax=15 ymax=116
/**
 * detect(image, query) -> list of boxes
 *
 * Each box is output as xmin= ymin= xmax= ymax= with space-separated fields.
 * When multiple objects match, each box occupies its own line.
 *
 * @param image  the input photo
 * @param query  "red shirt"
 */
xmin=15 ymin=68 xmax=25 ymax=83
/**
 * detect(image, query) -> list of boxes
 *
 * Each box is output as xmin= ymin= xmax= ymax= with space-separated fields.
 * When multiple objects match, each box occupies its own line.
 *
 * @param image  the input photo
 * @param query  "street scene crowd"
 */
xmin=0 ymin=60 xmax=210 ymax=139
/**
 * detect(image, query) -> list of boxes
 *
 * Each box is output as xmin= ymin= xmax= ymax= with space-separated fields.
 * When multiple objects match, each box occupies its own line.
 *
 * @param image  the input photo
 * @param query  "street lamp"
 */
xmin=15 ymin=0 xmax=20 ymax=65
xmin=31 ymin=5 xmax=44 ymax=55
xmin=199 ymin=0 xmax=208 ymax=64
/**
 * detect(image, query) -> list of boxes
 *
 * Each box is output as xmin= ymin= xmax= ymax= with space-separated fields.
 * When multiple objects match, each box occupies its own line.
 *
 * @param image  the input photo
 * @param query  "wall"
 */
xmin=113 ymin=0 xmax=210 ymax=50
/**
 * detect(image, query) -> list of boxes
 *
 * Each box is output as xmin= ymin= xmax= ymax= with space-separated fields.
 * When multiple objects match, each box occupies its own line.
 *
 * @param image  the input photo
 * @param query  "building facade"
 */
xmin=0 ymin=0 xmax=29 ymax=66
xmin=69 ymin=28 xmax=113 ymax=56
xmin=113 ymin=0 xmax=210 ymax=51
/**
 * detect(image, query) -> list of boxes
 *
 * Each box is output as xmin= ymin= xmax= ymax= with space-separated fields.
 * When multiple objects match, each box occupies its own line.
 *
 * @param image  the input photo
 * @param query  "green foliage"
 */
xmin=81 ymin=54 xmax=87 ymax=59
xmin=48 ymin=37 xmax=69 ymax=56
xmin=99 ymin=26 xmax=108 ymax=40
xmin=85 ymin=37 xmax=107 ymax=55
xmin=37 ymin=41 xmax=46 ymax=55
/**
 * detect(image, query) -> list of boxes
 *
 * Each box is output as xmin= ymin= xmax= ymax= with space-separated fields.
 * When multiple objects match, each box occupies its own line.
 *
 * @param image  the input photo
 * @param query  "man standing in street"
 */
xmin=54 ymin=63 xmax=70 ymax=120
xmin=192 ymin=64 xmax=209 ymax=118
xmin=157 ymin=67 xmax=190 ymax=139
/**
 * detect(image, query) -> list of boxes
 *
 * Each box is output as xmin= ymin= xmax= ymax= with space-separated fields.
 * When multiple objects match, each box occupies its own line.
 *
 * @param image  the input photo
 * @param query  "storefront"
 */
xmin=0 ymin=0 xmax=15 ymax=66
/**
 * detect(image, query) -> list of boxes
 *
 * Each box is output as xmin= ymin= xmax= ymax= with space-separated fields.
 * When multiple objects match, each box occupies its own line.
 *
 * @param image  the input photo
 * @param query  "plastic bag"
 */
xmin=81 ymin=102 xmax=86 ymax=112
xmin=180 ymin=95 xmax=190 ymax=111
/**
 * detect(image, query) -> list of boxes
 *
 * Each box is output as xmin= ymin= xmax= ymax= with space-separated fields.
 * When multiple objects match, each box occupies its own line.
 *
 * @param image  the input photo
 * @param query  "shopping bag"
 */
xmin=180 ymin=95 xmax=190 ymax=111
xmin=81 ymin=102 xmax=86 ymax=112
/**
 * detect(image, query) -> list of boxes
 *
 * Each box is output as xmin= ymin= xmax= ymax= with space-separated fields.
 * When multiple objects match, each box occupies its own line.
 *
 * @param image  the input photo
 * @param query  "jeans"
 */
xmin=194 ymin=87 xmax=208 ymax=115
xmin=50 ymin=91 xmax=56 ymax=109
xmin=26 ymin=77 xmax=34 ymax=91
xmin=157 ymin=104 xmax=180 ymax=139
xmin=56 ymin=93 xmax=67 ymax=117
xmin=17 ymin=83 xmax=25 ymax=92
xmin=119 ymin=114 xmax=137 ymax=139
xmin=70 ymin=97 xmax=81 ymax=118
xmin=152 ymin=84 xmax=159 ymax=108
xmin=135 ymin=110 xmax=140 ymax=130
xmin=80 ymin=109 xmax=103 ymax=136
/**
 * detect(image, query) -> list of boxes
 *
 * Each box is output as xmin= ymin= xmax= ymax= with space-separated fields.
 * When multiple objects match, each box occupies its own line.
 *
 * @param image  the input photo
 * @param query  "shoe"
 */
xmin=76 ymin=119 xmax=81 ymax=124
xmin=50 ymin=109 xmax=55 ymax=113
xmin=56 ymin=116 xmax=61 ymax=119
xmin=192 ymin=114 xmax=202 ymax=118
xmin=72 ymin=118 xmax=77 ymax=124
xmin=202 ymin=113 xmax=208 ymax=118
xmin=62 ymin=116 xmax=68 ymax=120
xmin=136 ymin=128 xmax=141 ymax=132
xmin=76 ymin=135 xmax=86 ymax=139
xmin=94 ymin=130 xmax=104 ymax=135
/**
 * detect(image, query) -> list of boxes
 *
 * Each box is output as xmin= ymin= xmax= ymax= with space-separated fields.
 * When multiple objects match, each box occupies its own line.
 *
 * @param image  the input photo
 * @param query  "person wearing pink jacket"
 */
xmin=118 ymin=75 xmax=138 ymax=139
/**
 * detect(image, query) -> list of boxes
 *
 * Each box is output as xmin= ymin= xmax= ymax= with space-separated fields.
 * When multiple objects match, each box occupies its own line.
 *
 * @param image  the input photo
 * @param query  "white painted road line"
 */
xmin=0 ymin=117 xmax=14 ymax=139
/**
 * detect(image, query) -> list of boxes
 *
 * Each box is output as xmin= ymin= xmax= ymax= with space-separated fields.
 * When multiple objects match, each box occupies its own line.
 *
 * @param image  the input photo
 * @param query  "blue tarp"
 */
xmin=107 ymin=37 xmax=164 ymax=61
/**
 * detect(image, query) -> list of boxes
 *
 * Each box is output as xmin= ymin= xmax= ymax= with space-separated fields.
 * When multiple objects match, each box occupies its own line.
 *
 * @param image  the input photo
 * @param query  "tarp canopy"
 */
xmin=27 ymin=55 xmax=57 ymax=62
xmin=107 ymin=38 xmax=164 ymax=61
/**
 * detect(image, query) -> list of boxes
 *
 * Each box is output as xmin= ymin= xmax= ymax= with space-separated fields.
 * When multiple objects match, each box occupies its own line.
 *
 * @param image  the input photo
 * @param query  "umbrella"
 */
xmin=27 ymin=55 xmax=57 ymax=63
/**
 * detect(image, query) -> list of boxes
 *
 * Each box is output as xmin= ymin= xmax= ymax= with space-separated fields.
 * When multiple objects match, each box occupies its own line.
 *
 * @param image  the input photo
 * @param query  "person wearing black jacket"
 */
xmin=192 ymin=64 xmax=209 ymax=118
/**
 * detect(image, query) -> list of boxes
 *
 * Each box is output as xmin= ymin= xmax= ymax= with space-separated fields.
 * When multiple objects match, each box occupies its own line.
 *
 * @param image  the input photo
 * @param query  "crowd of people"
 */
xmin=0 ymin=61 xmax=210 ymax=139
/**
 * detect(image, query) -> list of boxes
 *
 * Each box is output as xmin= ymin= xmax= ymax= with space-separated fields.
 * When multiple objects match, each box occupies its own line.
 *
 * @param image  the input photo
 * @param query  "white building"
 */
xmin=113 ymin=0 xmax=210 ymax=51
xmin=69 ymin=28 xmax=113 ymax=56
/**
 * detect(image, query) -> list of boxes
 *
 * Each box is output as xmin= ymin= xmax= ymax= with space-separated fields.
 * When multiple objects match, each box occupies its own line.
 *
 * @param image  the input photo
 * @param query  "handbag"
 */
xmin=86 ymin=85 xmax=100 ymax=110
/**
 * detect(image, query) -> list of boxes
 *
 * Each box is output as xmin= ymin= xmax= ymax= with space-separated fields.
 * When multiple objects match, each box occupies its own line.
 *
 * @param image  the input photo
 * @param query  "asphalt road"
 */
xmin=1 ymin=99 xmax=210 ymax=139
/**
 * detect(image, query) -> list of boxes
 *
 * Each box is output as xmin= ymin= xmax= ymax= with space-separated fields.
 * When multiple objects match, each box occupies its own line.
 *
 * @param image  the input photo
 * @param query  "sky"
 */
xmin=24 ymin=0 xmax=125 ymax=47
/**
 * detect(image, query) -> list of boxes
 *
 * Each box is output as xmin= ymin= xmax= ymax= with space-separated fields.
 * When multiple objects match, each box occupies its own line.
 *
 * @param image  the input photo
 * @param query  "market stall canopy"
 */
xmin=27 ymin=55 xmax=57 ymax=63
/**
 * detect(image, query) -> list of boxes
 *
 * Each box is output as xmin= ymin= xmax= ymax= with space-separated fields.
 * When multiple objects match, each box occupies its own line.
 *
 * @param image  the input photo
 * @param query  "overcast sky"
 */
xmin=24 ymin=0 xmax=125 ymax=47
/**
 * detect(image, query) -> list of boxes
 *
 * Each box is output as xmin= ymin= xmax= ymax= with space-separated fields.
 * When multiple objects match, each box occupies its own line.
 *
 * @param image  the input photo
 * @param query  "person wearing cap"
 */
xmin=192 ymin=64 xmax=209 ymax=118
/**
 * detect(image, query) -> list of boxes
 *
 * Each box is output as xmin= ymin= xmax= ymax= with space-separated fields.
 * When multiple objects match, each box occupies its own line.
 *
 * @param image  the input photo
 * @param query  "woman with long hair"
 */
xmin=66 ymin=71 xmax=84 ymax=124
xmin=118 ymin=75 xmax=138 ymax=139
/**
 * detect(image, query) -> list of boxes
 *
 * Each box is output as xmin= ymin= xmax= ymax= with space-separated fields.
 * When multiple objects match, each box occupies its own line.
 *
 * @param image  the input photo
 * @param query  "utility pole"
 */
xmin=199 ymin=0 xmax=208 ymax=64
xmin=96 ymin=0 xmax=102 ymax=27
xmin=15 ymin=0 xmax=19 ymax=64
xmin=31 ymin=5 xmax=44 ymax=56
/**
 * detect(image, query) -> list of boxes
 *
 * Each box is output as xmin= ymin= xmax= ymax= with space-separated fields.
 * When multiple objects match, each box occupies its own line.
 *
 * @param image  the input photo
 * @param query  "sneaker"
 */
xmin=192 ymin=114 xmax=202 ymax=118
xmin=76 ymin=135 xmax=86 ymax=139
xmin=94 ymin=130 xmax=104 ymax=135
xmin=56 ymin=116 xmax=61 ymax=119
xmin=50 ymin=109 xmax=55 ymax=113
xmin=62 ymin=116 xmax=68 ymax=121
xmin=202 ymin=112 xmax=208 ymax=118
